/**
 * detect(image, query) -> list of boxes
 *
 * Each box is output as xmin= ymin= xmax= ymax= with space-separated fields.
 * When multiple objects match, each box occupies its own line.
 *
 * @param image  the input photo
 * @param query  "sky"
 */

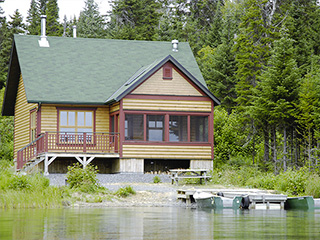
xmin=2 ymin=0 xmax=111 ymax=22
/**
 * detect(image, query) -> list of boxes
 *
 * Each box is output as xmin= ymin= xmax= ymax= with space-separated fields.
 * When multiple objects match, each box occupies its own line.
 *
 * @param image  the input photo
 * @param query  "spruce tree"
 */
xmin=233 ymin=0 xmax=273 ymax=110
xmin=0 ymin=10 xmax=25 ymax=89
xmin=198 ymin=1 xmax=239 ymax=114
xmin=284 ymin=0 xmax=320 ymax=75
xmin=46 ymin=0 xmax=62 ymax=36
xmin=39 ymin=0 xmax=48 ymax=14
xmin=26 ymin=0 xmax=40 ymax=35
xmin=254 ymin=34 xmax=300 ymax=171
xmin=108 ymin=0 xmax=161 ymax=40
xmin=77 ymin=0 xmax=106 ymax=38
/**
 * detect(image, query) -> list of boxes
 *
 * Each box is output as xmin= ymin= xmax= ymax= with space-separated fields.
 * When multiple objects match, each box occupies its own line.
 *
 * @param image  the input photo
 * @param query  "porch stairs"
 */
xmin=19 ymin=155 xmax=45 ymax=173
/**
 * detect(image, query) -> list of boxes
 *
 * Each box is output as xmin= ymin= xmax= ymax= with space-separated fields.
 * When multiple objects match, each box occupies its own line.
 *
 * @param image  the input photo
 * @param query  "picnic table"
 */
xmin=170 ymin=169 xmax=210 ymax=185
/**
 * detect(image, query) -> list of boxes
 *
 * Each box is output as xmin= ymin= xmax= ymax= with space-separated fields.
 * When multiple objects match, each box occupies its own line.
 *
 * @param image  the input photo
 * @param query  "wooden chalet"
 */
xmin=2 ymin=23 xmax=220 ymax=174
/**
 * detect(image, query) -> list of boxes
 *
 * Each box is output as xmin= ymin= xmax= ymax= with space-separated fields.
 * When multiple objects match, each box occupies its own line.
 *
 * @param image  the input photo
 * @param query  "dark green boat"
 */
xmin=193 ymin=191 xmax=249 ymax=209
xmin=284 ymin=196 xmax=314 ymax=210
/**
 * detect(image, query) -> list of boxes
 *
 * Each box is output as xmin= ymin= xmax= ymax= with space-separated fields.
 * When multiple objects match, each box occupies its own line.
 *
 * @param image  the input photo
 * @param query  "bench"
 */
xmin=170 ymin=169 xmax=210 ymax=185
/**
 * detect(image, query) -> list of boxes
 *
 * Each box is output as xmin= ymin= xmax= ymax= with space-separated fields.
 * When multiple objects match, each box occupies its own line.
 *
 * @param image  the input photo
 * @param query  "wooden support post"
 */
xmin=44 ymin=155 xmax=57 ymax=175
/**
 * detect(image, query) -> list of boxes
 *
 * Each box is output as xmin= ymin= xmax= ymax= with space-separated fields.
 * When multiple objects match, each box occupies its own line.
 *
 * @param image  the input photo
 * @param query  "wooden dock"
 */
xmin=177 ymin=188 xmax=287 ymax=209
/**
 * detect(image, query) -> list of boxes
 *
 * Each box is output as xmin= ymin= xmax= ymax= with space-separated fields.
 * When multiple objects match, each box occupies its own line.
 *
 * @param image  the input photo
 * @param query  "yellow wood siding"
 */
xmin=40 ymin=105 xmax=109 ymax=133
xmin=123 ymin=98 xmax=211 ymax=112
xmin=132 ymin=67 xmax=203 ymax=96
xmin=40 ymin=105 xmax=57 ymax=133
xmin=122 ymin=144 xmax=212 ymax=159
xmin=110 ymin=103 xmax=120 ymax=113
xmin=14 ymin=75 xmax=37 ymax=158
xmin=95 ymin=107 xmax=109 ymax=132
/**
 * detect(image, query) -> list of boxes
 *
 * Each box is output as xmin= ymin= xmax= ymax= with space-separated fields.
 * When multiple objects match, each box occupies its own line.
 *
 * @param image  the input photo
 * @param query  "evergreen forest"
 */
xmin=1 ymin=0 xmax=320 ymax=175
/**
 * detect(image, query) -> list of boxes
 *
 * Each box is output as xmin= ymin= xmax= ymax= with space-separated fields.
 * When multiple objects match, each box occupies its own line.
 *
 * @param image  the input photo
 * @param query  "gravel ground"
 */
xmin=46 ymin=173 xmax=184 ymax=207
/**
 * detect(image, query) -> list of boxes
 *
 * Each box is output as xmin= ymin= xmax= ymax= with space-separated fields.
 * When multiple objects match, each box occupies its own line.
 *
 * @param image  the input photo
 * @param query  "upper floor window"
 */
xmin=163 ymin=67 xmax=172 ymax=80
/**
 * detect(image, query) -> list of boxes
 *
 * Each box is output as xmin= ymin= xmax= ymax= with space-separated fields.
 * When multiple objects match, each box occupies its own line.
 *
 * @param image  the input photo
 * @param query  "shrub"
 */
xmin=153 ymin=176 xmax=161 ymax=183
xmin=305 ymin=174 xmax=320 ymax=198
xmin=66 ymin=163 xmax=102 ymax=193
xmin=274 ymin=167 xmax=310 ymax=196
xmin=246 ymin=173 xmax=276 ymax=189
xmin=116 ymin=186 xmax=136 ymax=197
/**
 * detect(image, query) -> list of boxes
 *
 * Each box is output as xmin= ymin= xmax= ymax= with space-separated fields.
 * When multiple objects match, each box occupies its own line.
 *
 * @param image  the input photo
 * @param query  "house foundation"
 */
xmin=190 ymin=159 xmax=213 ymax=170
xmin=114 ymin=158 xmax=144 ymax=173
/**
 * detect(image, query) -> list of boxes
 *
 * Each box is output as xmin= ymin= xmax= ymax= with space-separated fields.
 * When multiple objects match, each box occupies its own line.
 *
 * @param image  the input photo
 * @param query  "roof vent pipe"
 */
xmin=172 ymin=39 xmax=178 ymax=52
xmin=38 ymin=15 xmax=50 ymax=47
xmin=73 ymin=25 xmax=77 ymax=38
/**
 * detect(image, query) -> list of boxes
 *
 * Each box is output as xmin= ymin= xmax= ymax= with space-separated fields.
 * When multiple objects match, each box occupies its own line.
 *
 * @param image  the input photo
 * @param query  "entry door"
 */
xmin=110 ymin=114 xmax=119 ymax=153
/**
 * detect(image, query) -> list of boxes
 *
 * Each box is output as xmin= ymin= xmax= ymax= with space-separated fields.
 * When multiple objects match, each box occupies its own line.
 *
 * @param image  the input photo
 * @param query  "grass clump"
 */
xmin=66 ymin=163 xmax=105 ymax=193
xmin=153 ymin=176 xmax=161 ymax=183
xmin=115 ymin=186 xmax=136 ymax=197
xmin=0 ymin=164 xmax=62 ymax=209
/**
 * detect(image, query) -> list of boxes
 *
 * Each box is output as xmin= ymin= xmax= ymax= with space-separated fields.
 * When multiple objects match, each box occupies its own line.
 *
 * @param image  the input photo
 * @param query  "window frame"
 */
xmin=57 ymin=107 xmax=96 ymax=144
xmin=30 ymin=109 xmax=37 ymax=142
xmin=123 ymin=111 xmax=210 ymax=144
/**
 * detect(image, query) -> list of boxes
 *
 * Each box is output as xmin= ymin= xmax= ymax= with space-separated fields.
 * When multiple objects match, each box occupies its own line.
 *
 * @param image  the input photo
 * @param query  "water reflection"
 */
xmin=0 ymin=207 xmax=320 ymax=239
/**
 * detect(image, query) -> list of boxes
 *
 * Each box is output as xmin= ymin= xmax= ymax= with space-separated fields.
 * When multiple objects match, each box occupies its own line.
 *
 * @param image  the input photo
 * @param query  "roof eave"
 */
xmin=2 ymin=40 xmax=20 ymax=116
xmin=110 ymin=55 xmax=221 ymax=105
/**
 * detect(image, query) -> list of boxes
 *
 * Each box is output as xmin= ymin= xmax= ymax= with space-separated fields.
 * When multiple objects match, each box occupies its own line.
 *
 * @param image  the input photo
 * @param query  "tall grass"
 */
xmin=209 ymin=165 xmax=320 ymax=197
xmin=0 ymin=164 xmax=63 ymax=209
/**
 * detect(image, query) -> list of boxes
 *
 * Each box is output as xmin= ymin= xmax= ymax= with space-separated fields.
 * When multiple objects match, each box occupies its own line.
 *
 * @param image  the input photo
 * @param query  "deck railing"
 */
xmin=16 ymin=132 xmax=119 ymax=170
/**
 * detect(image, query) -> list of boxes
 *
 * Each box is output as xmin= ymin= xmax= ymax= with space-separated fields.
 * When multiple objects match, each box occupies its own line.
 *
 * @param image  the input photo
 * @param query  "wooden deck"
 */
xmin=16 ymin=132 xmax=119 ymax=171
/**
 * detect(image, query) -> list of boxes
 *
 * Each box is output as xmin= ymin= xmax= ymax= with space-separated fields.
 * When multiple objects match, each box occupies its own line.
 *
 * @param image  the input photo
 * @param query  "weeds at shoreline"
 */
xmin=0 ymin=163 xmax=138 ymax=209
xmin=209 ymin=166 xmax=320 ymax=197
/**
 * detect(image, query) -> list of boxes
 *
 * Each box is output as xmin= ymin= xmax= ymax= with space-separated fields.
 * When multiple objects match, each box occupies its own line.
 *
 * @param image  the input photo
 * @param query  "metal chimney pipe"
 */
xmin=39 ymin=15 xmax=49 ymax=47
xmin=40 ymin=15 xmax=47 ymax=38
xmin=73 ymin=25 xmax=77 ymax=38
xmin=172 ymin=39 xmax=178 ymax=52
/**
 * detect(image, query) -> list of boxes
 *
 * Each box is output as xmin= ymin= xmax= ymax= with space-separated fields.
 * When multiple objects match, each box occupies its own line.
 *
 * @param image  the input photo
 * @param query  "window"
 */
xmin=163 ymin=67 xmax=172 ymax=80
xmin=59 ymin=110 xmax=93 ymax=142
xmin=30 ymin=111 xmax=37 ymax=142
xmin=169 ymin=116 xmax=187 ymax=142
xmin=124 ymin=113 xmax=210 ymax=143
xmin=125 ymin=114 xmax=144 ymax=140
xmin=147 ymin=115 xmax=164 ymax=141
xmin=191 ymin=116 xmax=208 ymax=142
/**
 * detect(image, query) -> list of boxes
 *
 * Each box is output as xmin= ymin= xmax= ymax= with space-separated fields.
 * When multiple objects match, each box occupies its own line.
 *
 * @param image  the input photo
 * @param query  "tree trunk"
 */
xmin=271 ymin=126 xmax=277 ymax=174
xmin=283 ymin=127 xmax=287 ymax=172
xmin=263 ymin=126 xmax=269 ymax=163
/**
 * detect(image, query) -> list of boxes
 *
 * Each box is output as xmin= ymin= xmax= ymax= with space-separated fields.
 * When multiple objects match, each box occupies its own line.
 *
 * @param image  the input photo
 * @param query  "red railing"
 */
xmin=17 ymin=132 xmax=119 ymax=170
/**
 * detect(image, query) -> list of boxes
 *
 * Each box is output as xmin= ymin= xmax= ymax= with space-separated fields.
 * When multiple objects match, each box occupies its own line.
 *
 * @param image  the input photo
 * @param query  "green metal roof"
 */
xmin=3 ymin=34 xmax=220 ymax=116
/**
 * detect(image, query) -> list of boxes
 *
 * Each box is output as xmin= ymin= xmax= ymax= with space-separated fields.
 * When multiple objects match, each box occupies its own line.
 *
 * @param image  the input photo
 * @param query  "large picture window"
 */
xmin=59 ymin=110 xmax=93 ymax=142
xmin=147 ymin=115 xmax=164 ymax=141
xmin=169 ymin=116 xmax=187 ymax=142
xmin=125 ymin=114 xmax=144 ymax=140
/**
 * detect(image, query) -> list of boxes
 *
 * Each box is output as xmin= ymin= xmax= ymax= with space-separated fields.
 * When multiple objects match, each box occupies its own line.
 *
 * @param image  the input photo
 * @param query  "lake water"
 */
xmin=0 ymin=207 xmax=320 ymax=239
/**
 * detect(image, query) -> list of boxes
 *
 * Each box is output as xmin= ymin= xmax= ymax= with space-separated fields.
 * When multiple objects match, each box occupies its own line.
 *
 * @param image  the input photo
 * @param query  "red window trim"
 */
xmin=56 ymin=107 xmax=97 ymax=133
xmin=29 ymin=108 xmax=37 ymax=142
xmin=123 ymin=111 xmax=211 ymax=144
xmin=56 ymin=107 xmax=97 ymax=147
xmin=163 ymin=67 xmax=172 ymax=80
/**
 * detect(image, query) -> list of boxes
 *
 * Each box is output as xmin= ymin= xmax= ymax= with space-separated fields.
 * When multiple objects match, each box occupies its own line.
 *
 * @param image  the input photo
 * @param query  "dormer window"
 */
xmin=163 ymin=66 xmax=172 ymax=80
